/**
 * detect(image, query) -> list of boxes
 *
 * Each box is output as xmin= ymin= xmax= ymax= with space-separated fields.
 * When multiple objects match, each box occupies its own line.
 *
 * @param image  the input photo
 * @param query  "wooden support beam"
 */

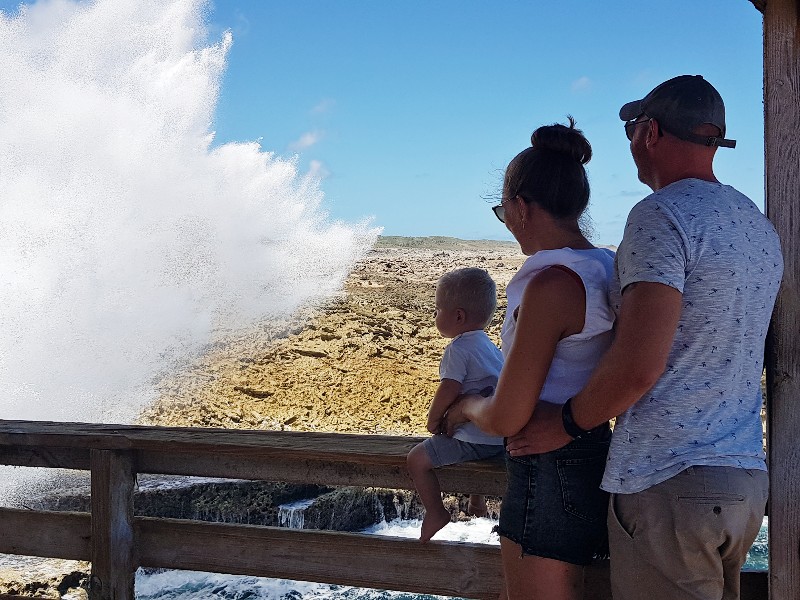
xmin=0 ymin=424 xmax=508 ymax=495
xmin=0 ymin=445 xmax=89 ymax=470
xmin=136 ymin=517 xmax=503 ymax=599
xmin=0 ymin=508 xmax=766 ymax=599
xmin=0 ymin=508 xmax=90 ymax=559
xmin=90 ymin=450 xmax=136 ymax=600
xmin=764 ymin=0 xmax=800 ymax=599
xmin=136 ymin=450 xmax=507 ymax=496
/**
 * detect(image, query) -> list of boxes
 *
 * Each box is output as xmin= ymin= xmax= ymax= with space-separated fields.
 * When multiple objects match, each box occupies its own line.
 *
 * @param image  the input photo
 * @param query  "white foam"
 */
xmin=0 ymin=0 xmax=377 ymax=499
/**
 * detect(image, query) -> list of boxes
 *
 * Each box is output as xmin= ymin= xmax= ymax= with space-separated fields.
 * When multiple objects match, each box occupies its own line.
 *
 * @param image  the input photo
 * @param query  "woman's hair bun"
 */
xmin=530 ymin=115 xmax=592 ymax=165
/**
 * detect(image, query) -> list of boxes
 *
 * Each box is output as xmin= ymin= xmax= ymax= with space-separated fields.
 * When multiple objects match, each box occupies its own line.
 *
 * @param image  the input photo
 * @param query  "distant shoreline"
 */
xmin=375 ymin=235 xmax=519 ymax=251
xmin=376 ymin=235 xmax=616 ymax=252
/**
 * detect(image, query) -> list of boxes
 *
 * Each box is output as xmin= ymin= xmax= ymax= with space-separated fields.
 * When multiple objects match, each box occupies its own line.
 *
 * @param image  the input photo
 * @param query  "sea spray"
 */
xmin=0 ymin=0 xmax=377 ymax=501
xmin=0 ymin=0 xmax=377 ymax=427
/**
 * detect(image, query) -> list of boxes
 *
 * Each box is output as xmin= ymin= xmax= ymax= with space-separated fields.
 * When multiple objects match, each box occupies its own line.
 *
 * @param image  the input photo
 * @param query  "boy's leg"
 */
xmin=468 ymin=494 xmax=488 ymax=517
xmin=608 ymin=466 xmax=768 ymax=600
xmin=465 ymin=443 xmax=504 ymax=518
xmin=407 ymin=441 xmax=451 ymax=542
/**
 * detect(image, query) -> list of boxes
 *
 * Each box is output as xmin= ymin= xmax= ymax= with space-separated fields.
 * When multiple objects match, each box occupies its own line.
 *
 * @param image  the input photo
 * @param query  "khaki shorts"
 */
xmin=608 ymin=465 xmax=767 ymax=600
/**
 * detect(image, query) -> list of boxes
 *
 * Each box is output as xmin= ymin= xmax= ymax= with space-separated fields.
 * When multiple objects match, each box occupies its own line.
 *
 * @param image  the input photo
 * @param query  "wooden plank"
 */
xmin=0 ymin=423 xmax=508 ymax=495
xmin=136 ymin=517 xmax=504 ymax=598
xmin=136 ymin=451 xmax=507 ymax=496
xmin=0 ymin=421 xmax=422 ymax=464
xmin=0 ymin=445 xmax=89 ymax=470
xmin=763 ymin=1 xmax=800 ymax=599
xmin=0 ymin=508 xmax=90 ymax=559
xmin=0 ymin=507 xmax=766 ymax=599
xmin=89 ymin=450 xmax=136 ymax=600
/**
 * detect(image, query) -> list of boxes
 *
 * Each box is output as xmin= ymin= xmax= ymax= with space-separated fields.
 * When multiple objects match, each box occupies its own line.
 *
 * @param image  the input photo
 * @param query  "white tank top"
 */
xmin=501 ymin=247 xmax=616 ymax=405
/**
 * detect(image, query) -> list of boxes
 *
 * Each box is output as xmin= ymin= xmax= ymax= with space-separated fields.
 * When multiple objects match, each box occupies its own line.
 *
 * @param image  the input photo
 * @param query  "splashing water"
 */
xmin=0 ymin=0 xmax=378 ymax=426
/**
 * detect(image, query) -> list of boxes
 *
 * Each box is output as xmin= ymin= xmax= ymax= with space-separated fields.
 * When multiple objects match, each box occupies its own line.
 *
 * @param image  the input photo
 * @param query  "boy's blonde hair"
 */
xmin=437 ymin=267 xmax=497 ymax=329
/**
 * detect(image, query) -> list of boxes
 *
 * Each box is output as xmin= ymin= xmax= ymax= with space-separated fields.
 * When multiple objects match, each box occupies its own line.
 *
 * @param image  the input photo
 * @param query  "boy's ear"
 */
xmin=455 ymin=308 xmax=466 ymax=323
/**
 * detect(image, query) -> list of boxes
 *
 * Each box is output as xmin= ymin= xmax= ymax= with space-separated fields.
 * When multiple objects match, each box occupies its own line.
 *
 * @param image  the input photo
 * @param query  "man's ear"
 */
xmin=646 ymin=119 xmax=661 ymax=148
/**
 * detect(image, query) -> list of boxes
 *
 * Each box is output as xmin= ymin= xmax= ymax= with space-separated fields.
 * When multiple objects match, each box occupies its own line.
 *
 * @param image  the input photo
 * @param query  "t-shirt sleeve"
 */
xmin=439 ymin=341 xmax=469 ymax=383
xmin=617 ymin=199 xmax=688 ymax=293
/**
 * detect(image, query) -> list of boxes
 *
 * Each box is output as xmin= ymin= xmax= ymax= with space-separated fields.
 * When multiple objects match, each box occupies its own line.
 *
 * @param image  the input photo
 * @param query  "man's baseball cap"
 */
xmin=619 ymin=75 xmax=736 ymax=148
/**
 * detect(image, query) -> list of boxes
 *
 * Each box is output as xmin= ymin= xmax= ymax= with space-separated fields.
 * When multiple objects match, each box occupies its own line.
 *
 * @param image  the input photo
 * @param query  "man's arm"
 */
xmin=426 ymin=378 xmax=463 ymax=434
xmin=572 ymin=280 xmax=683 ymax=427
xmin=506 ymin=281 xmax=683 ymax=454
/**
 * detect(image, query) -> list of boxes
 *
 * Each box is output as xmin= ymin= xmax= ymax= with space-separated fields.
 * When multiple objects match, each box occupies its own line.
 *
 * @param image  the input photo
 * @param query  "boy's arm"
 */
xmin=426 ymin=378 xmax=463 ymax=434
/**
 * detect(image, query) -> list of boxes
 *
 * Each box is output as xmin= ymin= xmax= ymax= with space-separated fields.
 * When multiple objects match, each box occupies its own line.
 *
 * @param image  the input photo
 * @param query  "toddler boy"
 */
xmin=407 ymin=267 xmax=504 ymax=542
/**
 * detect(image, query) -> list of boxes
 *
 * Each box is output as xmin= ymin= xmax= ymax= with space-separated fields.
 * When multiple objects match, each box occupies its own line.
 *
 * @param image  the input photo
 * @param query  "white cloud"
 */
xmin=311 ymin=98 xmax=335 ymax=114
xmin=288 ymin=130 xmax=323 ymax=151
xmin=571 ymin=76 xmax=591 ymax=92
xmin=308 ymin=159 xmax=331 ymax=179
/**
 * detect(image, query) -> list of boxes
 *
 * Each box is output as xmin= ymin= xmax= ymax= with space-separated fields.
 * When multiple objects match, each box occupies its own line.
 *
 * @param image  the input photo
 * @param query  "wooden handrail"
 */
xmin=0 ymin=420 xmax=767 ymax=600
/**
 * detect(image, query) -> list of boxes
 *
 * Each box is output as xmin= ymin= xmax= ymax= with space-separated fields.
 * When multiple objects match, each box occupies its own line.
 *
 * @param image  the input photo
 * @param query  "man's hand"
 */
xmin=505 ymin=401 xmax=572 ymax=456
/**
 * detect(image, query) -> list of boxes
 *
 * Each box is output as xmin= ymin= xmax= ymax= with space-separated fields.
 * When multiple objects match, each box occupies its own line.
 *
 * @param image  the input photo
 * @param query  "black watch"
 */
xmin=561 ymin=397 xmax=592 ymax=439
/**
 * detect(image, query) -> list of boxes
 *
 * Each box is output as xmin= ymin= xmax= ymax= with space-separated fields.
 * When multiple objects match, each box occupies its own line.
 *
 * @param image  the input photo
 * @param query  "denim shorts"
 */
xmin=496 ymin=427 xmax=611 ymax=566
xmin=423 ymin=434 xmax=505 ymax=468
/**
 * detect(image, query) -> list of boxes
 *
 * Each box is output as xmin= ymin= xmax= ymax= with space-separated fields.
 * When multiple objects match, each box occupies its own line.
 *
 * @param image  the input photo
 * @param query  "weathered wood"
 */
xmin=749 ymin=0 xmax=767 ymax=14
xmin=0 ymin=508 xmax=90 ymax=559
xmin=0 ymin=422 xmax=508 ymax=495
xmin=136 ymin=517 xmax=503 ymax=598
xmin=136 ymin=450 xmax=507 ymax=496
xmin=90 ymin=450 xmax=136 ymax=600
xmin=0 ymin=445 xmax=89 ymax=470
xmin=764 ymin=1 xmax=800 ymax=599
xmin=0 ymin=423 xmax=767 ymax=599
xmin=134 ymin=519 xmax=766 ymax=599
xmin=0 ymin=507 xmax=767 ymax=599
xmin=0 ymin=421 xmax=421 ymax=464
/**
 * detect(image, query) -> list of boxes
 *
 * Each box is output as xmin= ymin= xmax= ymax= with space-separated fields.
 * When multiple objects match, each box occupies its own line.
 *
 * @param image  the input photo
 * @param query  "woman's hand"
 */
xmin=505 ymin=401 xmax=573 ymax=455
xmin=426 ymin=417 xmax=443 ymax=435
xmin=442 ymin=394 xmax=480 ymax=437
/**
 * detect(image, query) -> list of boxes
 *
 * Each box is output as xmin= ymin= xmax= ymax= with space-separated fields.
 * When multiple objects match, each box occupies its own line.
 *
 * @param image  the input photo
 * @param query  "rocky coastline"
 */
xmin=1 ymin=237 xmax=521 ymax=597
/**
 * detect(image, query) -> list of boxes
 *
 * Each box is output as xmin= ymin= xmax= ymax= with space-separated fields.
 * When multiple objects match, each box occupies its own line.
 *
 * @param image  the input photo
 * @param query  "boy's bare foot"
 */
xmin=467 ymin=495 xmax=488 ymax=517
xmin=420 ymin=507 xmax=451 ymax=542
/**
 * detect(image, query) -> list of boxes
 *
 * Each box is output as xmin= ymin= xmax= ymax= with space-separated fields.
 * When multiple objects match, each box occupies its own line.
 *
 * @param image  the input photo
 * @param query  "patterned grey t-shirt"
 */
xmin=602 ymin=178 xmax=783 ymax=494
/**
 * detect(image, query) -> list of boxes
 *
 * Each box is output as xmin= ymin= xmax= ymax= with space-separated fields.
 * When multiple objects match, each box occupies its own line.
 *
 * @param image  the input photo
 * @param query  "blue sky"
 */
xmin=203 ymin=1 xmax=765 ymax=246
xmin=6 ymin=0 xmax=766 ymax=246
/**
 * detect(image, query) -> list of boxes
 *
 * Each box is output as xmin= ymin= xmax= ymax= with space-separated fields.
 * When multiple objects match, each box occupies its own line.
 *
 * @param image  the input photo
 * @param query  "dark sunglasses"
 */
xmin=624 ymin=116 xmax=654 ymax=141
xmin=492 ymin=203 xmax=506 ymax=223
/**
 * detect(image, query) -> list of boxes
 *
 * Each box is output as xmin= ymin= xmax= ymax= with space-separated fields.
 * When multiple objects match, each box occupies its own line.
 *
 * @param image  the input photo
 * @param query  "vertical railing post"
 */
xmin=764 ymin=0 xmax=800 ymax=599
xmin=89 ymin=449 xmax=136 ymax=600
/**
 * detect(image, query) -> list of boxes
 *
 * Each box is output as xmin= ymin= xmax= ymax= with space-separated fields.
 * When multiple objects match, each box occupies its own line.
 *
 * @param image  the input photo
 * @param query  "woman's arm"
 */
xmin=455 ymin=267 xmax=586 ymax=438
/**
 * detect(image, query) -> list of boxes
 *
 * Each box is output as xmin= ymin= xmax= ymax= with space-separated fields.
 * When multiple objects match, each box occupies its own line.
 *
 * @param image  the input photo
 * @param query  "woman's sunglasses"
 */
xmin=492 ymin=204 xmax=506 ymax=223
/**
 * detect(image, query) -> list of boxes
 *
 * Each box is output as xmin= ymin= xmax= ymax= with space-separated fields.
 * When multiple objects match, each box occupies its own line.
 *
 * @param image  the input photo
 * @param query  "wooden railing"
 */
xmin=0 ymin=420 xmax=767 ymax=600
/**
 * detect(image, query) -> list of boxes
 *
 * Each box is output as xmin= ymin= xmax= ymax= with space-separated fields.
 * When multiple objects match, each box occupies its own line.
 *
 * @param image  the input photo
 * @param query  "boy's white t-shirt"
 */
xmin=439 ymin=330 xmax=504 ymax=445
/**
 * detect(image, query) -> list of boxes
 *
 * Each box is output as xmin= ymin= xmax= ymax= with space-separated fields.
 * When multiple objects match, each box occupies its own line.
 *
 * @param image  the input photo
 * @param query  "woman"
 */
xmin=445 ymin=118 xmax=615 ymax=600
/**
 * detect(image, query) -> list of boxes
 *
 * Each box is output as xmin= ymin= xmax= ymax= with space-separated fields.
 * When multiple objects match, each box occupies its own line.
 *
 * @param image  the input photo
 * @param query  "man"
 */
xmin=507 ymin=75 xmax=783 ymax=599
